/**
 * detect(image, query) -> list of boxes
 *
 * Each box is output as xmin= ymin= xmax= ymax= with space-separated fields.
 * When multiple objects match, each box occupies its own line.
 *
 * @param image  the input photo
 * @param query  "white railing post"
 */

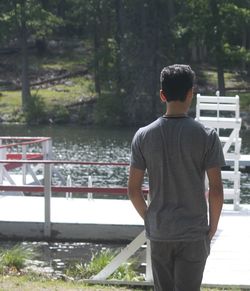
xmin=66 ymin=174 xmax=72 ymax=199
xmin=44 ymin=163 xmax=52 ymax=238
xmin=146 ymin=191 xmax=153 ymax=282
xmin=22 ymin=144 xmax=27 ymax=185
xmin=196 ymin=94 xmax=200 ymax=119
xmin=146 ymin=239 xmax=153 ymax=281
xmin=234 ymin=135 xmax=241 ymax=210
xmin=216 ymin=91 xmax=220 ymax=135
xmin=235 ymin=95 xmax=240 ymax=120
xmin=47 ymin=138 xmax=52 ymax=159
xmin=145 ymin=192 xmax=153 ymax=281
xmin=42 ymin=138 xmax=52 ymax=160
xmin=88 ymin=175 xmax=93 ymax=200
xmin=0 ymin=147 xmax=5 ymax=184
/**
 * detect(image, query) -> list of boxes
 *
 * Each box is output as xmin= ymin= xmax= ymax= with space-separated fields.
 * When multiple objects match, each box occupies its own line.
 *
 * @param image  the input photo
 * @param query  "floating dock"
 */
xmin=0 ymin=196 xmax=250 ymax=288
xmin=0 ymin=196 xmax=143 ymax=241
xmin=203 ymin=204 xmax=250 ymax=288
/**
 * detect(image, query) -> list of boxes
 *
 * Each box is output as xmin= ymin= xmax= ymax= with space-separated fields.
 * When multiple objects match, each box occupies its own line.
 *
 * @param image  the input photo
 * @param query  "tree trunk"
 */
xmin=150 ymin=0 xmax=160 ymax=120
xmin=209 ymin=0 xmax=225 ymax=95
xmin=167 ymin=0 xmax=175 ymax=20
xmin=20 ymin=0 xmax=31 ymax=112
xmin=115 ymin=0 xmax=123 ymax=98
xmin=217 ymin=63 xmax=225 ymax=96
xmin=93 ymin=1 xmax=101 ymax=96
xmin=191 ymin=44 xmax=198 ymax=62
xmin=241 ymin=27 xmax=247 ymax=71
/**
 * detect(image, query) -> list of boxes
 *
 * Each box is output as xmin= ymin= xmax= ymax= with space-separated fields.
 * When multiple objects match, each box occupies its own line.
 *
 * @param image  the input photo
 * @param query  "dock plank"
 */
xmin=203 ymin=205 xmax=250 ymax=287
xmin=0 ymin=196 xmax=142 ymax=225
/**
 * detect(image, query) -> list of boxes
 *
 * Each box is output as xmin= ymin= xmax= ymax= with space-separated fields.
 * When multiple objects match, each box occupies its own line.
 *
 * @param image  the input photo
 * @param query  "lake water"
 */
xmin=0 ymin=123 xmax=250 ymax=276
xmin=0 ymin=123 xmax=249 ymax=202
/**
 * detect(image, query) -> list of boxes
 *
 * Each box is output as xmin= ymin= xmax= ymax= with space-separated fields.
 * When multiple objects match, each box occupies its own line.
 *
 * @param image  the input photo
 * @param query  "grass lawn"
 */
xmin=0 ymin=275 xmax=248 ymax=291
xmin=0 ymin=45 xmax=95 ymax=121
xmin=0 ymin=76 xmax=94 ymax=110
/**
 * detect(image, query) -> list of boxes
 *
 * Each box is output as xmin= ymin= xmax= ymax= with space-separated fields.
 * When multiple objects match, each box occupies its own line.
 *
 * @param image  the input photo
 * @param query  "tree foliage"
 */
xmin=0 ymin=0 xmax=62 ymax=111
xmin=0 ymin=0 xmax=250 ymax=125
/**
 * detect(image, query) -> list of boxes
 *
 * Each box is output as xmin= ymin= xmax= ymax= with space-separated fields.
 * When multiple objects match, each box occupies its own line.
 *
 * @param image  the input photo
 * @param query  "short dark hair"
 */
xmin=160 ymin=64 xmax=195 ymax=102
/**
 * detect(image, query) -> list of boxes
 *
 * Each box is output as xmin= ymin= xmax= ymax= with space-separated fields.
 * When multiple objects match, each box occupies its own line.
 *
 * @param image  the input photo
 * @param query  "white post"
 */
xmin=44 ymin=163 xmax=51 ymax=238
xmin=196 ymin=94 xmax=200 ymax=119
xmin=216 ymin=91 xmax=220 ymax=135
xmin=146 ymin=239 xmax=153 ymax=281
xmin=88 ymin=175 xmax=93 ymax=200
xmin=235 ymin=95 xmax=240 ymax=120
xmin=0 ymin=147 xmax=6 ymax=184
xmin=66 ymin=174 xmax=72 ymax=199
xmin=234 ymin=129 xmax=241 ymax=210
xmin=22 ymin=144 xmax=27 ymax=185
xmin=42 ymin=139 xmax=52 ymax=160
xmin=145 ymin=192 xmax=153 ymax=281
xmin=47 ymin=139 xmax=52 ymax=159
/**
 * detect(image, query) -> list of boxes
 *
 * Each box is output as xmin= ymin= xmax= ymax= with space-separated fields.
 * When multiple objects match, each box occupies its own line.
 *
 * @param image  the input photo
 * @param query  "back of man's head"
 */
xmin=160 ymin=64 xmax=195 ymax=102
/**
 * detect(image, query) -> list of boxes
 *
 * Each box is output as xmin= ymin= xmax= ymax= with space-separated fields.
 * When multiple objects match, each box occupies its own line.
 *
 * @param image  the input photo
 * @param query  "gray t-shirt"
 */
xmin=130 ymin=116 xmax=225 ymax=241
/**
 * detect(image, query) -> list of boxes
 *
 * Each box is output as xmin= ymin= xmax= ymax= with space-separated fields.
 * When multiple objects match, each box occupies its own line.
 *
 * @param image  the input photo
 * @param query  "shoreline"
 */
xmin=1 ymin=109 xmax=250 ymax=128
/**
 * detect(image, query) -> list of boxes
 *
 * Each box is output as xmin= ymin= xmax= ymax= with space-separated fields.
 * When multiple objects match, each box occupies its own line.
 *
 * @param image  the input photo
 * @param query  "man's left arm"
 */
xmin=128 ymin=166 xmax=147 ymax=220
xmin=207 ymin=166 xmax=224 ymax=240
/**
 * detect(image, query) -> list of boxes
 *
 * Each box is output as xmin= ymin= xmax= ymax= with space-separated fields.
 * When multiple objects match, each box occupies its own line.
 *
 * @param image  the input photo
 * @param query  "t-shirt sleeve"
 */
xmin=130 ymin=130 xmax=146 ymax=170
xmin=204 ymin=129 xmax=226 ymax=170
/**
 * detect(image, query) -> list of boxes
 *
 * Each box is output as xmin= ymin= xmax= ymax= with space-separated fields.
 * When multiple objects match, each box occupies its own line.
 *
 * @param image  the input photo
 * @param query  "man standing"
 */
xmin=128 ymin=64 xmax=225 ymax=291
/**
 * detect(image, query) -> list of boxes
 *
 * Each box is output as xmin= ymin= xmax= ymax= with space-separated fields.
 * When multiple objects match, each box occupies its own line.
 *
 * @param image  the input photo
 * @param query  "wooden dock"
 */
xmin=203 ymin=204 xmax=250 ymax=288
xmin=0 ymin=196 xmax=143 ymax=241
xmin=0 ymin=196 xmax=250 ymax=288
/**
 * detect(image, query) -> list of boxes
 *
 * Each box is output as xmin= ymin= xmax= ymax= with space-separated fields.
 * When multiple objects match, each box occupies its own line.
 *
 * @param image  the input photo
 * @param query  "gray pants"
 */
xmin=150 ymin=238 xmax=210 ymax=291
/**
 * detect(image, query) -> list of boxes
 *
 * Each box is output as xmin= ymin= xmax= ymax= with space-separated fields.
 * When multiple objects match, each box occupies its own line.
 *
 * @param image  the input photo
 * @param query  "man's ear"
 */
xmin=160 ymin=90 xmax=167 ymax=102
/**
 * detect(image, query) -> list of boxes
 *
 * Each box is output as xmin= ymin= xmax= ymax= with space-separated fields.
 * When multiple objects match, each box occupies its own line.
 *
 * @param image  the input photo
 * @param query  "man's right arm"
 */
xmin=128 ymin=166 xmax=147 ymax=220
xmin=207 ymin=166 xmax=224 ymax=240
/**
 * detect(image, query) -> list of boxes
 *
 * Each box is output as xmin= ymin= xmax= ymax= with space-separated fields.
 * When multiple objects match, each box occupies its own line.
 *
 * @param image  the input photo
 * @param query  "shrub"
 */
xmin=94 ymin=93 xmax=124 ymax=126
xmin=49 ymin=104 xmax=70 ymax=123
xmin=0 ymin=245 xmax=35 ymax=272
xmin=65 ymin=248 xmax=143 ymax=281
xmin=25 ymin=94 xmax=47 ymax=124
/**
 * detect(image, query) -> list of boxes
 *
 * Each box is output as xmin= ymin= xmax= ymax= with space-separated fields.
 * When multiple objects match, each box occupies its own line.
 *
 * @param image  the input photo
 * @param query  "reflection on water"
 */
xmin=0 ymin=124 xmax=250 ymax=202
xmin=0 ymin=240 xmax=126 ymax=277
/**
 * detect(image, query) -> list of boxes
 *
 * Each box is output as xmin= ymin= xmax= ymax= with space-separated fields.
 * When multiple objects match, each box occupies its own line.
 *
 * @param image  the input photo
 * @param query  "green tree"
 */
xmin=175 ymin=0 xmax=250 ymax=94
xmin=1 ymin=0 xmax=250 ymax=125
xmin=0 ymin=0 xmax=62 ymax=111
xmin=220 ymin=1 xmax=250 ymax=72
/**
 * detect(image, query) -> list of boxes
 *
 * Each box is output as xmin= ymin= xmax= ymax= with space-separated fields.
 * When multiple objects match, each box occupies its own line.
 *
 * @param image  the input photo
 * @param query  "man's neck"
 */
xmin=165 ymin=101 xmax=189 ymax=116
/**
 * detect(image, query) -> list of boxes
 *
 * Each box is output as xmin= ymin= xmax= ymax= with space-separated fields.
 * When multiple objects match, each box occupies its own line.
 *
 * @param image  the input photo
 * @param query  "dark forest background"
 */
xmin=0 ymin=0 xmax=250 ymax=125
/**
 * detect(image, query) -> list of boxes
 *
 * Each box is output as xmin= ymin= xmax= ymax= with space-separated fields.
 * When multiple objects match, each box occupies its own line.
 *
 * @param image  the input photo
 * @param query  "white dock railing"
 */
xmin=0 ymin=159 xmax=153 ymax=284
xmin=0 ymin=137 xmax=52 ymax=189
xmin=196 ymin=92 xmax=242 ymax=210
